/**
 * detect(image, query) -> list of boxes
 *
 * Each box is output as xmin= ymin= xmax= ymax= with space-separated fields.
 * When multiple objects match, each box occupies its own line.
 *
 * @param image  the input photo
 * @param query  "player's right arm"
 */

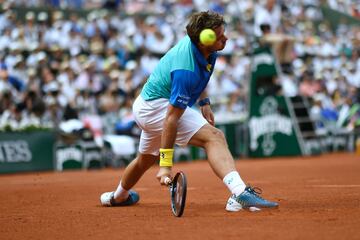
xmin=157 ymin=70 xmax=192 ymax=185
xmin=156 ymin=104 xmax=185 ymax=185
xmin=161 ymin=104 xmax=186 ymax=149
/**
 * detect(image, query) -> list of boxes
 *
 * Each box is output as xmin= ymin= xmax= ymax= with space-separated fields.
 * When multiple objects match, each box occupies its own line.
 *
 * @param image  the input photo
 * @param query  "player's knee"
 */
xmin=208 ymin=128 xmax=227 ymax=145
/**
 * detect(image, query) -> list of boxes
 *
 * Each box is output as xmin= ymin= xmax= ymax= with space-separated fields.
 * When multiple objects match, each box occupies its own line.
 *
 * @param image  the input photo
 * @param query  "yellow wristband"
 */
xmin=159 ymin=148 xmax=174 ymax=167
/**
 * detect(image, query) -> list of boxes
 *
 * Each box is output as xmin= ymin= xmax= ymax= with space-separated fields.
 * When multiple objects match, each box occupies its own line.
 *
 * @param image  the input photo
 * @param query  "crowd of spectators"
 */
xmin=0 ymin=0 xmax=359 ymax=139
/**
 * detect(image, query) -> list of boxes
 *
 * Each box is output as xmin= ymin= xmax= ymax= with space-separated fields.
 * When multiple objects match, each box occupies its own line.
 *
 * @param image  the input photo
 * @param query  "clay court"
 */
xmin=1 ymin=152 xmax=359 ymax=240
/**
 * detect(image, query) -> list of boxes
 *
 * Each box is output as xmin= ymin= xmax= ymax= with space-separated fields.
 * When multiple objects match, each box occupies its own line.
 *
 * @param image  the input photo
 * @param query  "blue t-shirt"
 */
xmin=141 ymin=36 xmax=217 ymax=109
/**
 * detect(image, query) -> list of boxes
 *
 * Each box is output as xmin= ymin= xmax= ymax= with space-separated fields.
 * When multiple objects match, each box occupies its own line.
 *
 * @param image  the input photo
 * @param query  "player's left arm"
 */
xmin=198 ymin=91 xmax=215 ymax=126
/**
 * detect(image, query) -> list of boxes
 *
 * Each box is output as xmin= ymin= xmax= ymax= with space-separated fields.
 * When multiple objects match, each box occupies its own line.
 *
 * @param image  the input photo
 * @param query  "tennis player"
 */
xmin=100 ymin=11 xmax=278 ymax=211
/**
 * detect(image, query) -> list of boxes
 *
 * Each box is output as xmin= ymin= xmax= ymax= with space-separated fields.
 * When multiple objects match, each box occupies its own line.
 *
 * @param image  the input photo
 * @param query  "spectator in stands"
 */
xmin=299 ymin=71 xmax=322 ymax=97
xmin=0 ymin=102 xmax=24 ymax=130
xmin=0 ymin=62 xmax=25 ymax=95
xmin=254 ymin=0 xmax=282 ymax=37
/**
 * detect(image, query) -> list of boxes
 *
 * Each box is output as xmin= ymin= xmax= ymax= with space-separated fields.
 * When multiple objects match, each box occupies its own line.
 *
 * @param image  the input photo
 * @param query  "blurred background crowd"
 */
xmin=0 ymin=0 xmax=359 ymax=140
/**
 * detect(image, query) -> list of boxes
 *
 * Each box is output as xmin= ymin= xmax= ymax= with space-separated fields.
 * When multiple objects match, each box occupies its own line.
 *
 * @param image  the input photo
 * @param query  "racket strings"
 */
xmin=170 ymin=172 xmax=187 ymax=217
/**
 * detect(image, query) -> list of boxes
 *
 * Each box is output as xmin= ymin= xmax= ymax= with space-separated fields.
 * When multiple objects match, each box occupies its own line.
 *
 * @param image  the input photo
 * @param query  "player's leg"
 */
xmin=188 ymin=125 xmax=234 ymax=178
xmin=100 ymin=151 xmax=159 ymax=207
xmin=177 ymin=109 xmax=278 ymax=210
xmin=175 ymin=108 xmax=246 ymax=196
xmin=113 ymin=153 xmax=158 ymax=202
xmin=189 ymin=124 xmax=278 ymax=210
xmin=120 ymin=96 xmax=168 ymax=193
xmin=100 ymin=96 xmax=166 ymax=207
xmin=188 ymin=124 xmax=246 ymax=195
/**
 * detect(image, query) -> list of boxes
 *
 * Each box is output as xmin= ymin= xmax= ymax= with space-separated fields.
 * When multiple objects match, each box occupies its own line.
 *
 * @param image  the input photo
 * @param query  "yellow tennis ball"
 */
xmin=199 ymin=29 xmax=216 ymax=46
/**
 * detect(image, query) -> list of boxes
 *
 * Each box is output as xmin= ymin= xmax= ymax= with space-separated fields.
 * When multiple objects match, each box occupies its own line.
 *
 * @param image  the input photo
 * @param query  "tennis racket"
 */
xmin=164 ymin=171 xmax=187 ymax=217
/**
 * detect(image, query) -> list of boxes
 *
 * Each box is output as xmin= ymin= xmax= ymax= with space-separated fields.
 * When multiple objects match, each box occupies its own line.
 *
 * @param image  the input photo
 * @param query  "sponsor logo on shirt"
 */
xmin=176 ymin=94 xmax=190 ymax=105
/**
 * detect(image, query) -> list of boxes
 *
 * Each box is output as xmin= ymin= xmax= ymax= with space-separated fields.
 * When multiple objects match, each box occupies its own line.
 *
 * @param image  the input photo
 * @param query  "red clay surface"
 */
xmin=1 ymin=152 xmax=360 ymax=240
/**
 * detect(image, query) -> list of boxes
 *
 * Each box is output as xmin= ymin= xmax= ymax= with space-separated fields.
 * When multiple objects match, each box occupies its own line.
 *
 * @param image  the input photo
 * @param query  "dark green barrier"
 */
xmin=0 ymin=131 xmax=56 ymax=174
xmin=55 ymin=141 xmax=103 ymax=171
xmin=248 ymin=46 xmax=302 ymax=157
xmin=55 ymin=143 xmax=83 ymax=170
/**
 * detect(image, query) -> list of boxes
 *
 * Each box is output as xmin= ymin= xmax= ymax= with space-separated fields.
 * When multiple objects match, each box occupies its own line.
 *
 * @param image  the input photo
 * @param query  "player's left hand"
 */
xmin=200 ymin=105 xmax=215 ymax=126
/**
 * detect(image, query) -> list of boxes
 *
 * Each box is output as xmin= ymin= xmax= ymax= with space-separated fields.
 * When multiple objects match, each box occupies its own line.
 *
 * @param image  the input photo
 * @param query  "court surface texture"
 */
xmin=1 ymin=152 xmax=359 ymax=240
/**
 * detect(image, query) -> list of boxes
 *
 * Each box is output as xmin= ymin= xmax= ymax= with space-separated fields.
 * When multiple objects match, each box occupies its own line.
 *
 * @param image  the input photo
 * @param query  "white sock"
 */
xmin=114 ymin=181 xmax=129 ymax=201
xmin=223 ymin=171 xmax=246 ymax=197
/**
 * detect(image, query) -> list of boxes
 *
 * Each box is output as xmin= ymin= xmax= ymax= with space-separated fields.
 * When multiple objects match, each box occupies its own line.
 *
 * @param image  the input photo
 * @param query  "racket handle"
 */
xmin=164 ymin=177 xmax=172 ymax=185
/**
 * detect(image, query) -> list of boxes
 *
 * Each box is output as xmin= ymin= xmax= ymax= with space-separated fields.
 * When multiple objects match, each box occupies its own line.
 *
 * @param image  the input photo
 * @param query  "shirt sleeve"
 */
xmin=169 ymin=69 xmax=195 ymax=109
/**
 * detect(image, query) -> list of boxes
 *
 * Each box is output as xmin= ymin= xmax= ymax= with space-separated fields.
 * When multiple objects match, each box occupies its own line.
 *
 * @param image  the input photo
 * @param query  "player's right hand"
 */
xmin=156 ymin=166 xmax=172 ymax=186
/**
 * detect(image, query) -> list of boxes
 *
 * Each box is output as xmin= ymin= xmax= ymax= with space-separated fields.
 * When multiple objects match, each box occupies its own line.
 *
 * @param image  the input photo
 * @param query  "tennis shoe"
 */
xmin=226 ymin=186 xmax=278 ymax=212
xmin=100 ymin=190 xmax=139 ymax=207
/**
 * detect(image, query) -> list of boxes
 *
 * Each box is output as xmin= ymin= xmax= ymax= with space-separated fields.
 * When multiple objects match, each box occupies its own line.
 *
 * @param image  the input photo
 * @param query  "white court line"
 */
xmin=136 ymin=187 xmax=196 ymax=191
xmin=311 ymin=185 xmax=360 ymax=188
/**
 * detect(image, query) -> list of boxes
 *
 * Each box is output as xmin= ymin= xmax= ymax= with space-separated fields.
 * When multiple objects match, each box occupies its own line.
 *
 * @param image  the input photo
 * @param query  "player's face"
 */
xmin=210 ymin=25 xmax=227 ymax=51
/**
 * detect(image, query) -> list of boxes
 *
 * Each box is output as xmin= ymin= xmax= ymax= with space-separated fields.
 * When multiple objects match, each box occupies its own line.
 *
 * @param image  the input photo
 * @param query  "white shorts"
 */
xmin=132 ymin=95 xmax=207 ymax=155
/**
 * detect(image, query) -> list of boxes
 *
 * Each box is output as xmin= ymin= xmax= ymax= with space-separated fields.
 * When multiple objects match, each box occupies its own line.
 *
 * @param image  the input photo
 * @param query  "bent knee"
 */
xmin=190 ymin=124 xmax=228 ymax=148
xmin=207 ymin=127 xmax=227 ymax=145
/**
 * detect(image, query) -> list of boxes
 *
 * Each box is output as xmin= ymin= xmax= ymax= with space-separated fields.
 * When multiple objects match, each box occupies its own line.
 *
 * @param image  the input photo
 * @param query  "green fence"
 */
xmin=0 ymin=131 xmax=56 ymax=174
